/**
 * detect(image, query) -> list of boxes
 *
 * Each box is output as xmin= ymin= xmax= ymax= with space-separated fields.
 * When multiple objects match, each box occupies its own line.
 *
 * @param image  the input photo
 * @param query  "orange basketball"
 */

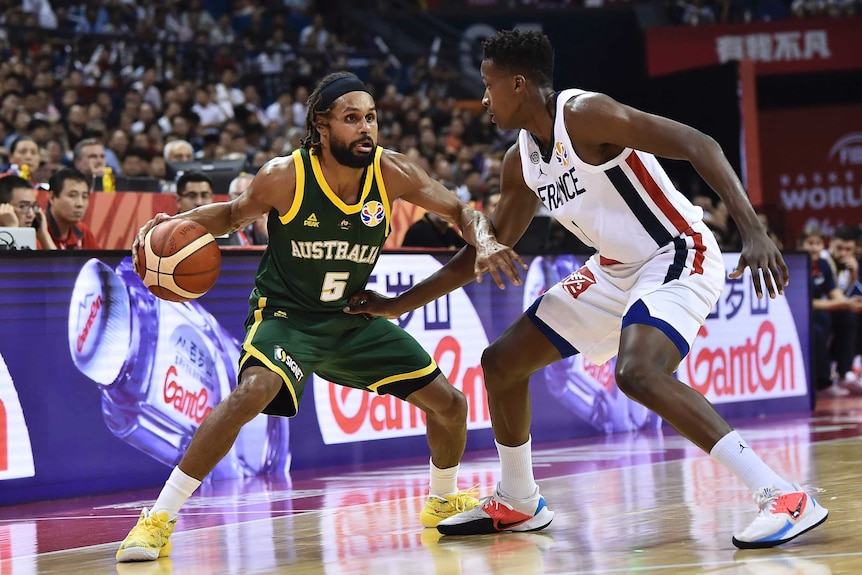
xmin=136 ymin=219 xmax=221 ymax=302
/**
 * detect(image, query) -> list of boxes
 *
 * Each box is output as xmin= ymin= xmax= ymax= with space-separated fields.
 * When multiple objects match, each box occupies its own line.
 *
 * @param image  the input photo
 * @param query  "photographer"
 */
xmin=0 ymin=175 xmax=57 ymax=250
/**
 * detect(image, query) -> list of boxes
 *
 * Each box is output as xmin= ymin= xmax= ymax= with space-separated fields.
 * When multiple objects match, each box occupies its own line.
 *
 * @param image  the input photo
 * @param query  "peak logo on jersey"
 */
xmin=360 ymin=201 xmax=385 ymax=227
xmin=561 ymin=265 xmax=596 ymax=299
xmin=554 ymin=142 xmax=569 ymax=167
xmin=274 ymin=345 xmax=305 ymax=382
xmin=339 ymin=219 xmax=352 ymax=231
xmin=304 ymin=213 xmax=320 ymax=227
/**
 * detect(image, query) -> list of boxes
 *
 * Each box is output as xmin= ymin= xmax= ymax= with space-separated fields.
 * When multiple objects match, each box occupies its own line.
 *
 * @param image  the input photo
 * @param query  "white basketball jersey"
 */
xmin=518 ymin=89 xmax=705 ymax=264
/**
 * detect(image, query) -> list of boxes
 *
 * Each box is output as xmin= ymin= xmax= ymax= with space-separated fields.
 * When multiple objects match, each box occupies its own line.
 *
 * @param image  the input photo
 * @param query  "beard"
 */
xmin=330 ymin=136 xmax=376 ymax=169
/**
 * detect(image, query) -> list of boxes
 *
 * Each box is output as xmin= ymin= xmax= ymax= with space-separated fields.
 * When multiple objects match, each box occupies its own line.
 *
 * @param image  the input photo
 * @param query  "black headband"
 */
xmin=315 ymin=76 xmax=371 ymax=113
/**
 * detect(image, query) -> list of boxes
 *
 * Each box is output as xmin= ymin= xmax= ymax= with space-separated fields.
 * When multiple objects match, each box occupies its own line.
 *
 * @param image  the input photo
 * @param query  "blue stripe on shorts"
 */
xmin=622 ymin=299 xmax=690 ymax=359
xmin=525 ymin=296 xmax=579 ymax=359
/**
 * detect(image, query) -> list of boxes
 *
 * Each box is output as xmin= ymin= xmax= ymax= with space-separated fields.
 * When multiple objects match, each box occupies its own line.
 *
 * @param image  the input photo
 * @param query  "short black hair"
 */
xmin=27 ymin=117 xmax=51 ymax=132
xmin=124 ymin=147 xmax=152 ymax=162
xmin=833 ymin=225 xmax=860 ymax=242
xmin=0 ymin=175 xmax=32 ymax=203
xmin=48 ymin=167 xmax=88 ymax=196
xmin=482 ymin=30 xmax=554 ymax=88
xmin=176 ymin=170 xmax=213 ymax=195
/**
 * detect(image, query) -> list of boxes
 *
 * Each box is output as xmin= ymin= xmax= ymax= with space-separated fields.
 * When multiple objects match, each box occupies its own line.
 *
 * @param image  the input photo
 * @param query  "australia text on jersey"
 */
xmin=537 ymin=164 xmax=587 ymax=210
xmin=290 ymin=239 xmax=380 ymax=264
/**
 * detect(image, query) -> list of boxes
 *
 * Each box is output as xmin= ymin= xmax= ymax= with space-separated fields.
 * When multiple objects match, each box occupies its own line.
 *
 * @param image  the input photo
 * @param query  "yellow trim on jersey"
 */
xmin=241 ymin=296 xmax=300 ymax=410
xmin=279 ymin=150 xmax=306 ymax=224
xmin=309 ymin=148 xmax=374 ymax=214
xmin=367 ymin=359 xmax=439 ymax=394
xmin=373 ymin=147 xmax=392 ymax=236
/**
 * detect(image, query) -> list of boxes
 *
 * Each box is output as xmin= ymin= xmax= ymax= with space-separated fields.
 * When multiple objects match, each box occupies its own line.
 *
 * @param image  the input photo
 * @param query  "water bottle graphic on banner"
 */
xmin=0 ymin=351 xmax=36 ymax=480
xmin=67 ymin=257 xmax=290 ymax=480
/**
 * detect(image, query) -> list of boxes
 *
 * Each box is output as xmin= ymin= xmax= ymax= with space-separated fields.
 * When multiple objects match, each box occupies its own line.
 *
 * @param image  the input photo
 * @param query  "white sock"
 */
xmin=152 ymin=466 xmax=202 ymax=519
xmin=709 ymin=430 xmax=795 ymax=493
xmin=429 ymin=459 xmax=459 ymax=498
xmin=497 ymin=436 xmax=538 ymax=501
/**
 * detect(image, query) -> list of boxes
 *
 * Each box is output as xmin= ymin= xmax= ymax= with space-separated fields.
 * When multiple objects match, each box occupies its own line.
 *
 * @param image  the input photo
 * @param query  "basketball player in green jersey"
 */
xmin=117 ymin=72 xmax=526 ymax=562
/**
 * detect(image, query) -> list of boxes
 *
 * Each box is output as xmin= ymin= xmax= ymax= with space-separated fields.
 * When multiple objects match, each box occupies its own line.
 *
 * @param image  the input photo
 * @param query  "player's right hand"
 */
xmin=344 ymin=290 xmax=401 ymax=320
xmin=131 ymin=213 xmax=173 ymax=275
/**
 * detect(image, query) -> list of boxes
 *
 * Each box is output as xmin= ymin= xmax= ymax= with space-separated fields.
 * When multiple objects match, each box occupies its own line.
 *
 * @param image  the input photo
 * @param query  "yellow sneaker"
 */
xmin=420 ymin=488 xmax=480 ymax=528
xmin=116 ymin=508 xmax=178 ymax=562
xmin=116 ymin=558 xmax=174 ymax=575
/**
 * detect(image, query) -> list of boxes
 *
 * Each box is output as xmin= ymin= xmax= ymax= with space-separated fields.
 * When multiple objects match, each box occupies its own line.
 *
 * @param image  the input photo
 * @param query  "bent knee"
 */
xmin=419 ymin=380 xmax=467 ymax=423
xmin=481 ymin=343 xmax=520 ymax=382
xmin=233 ymin=369 xmax=284 ymax=410
xmin=613 ymin=359 xmax=653 ymax=400
xmin=442 ymin=384 xmax=468 ymax=420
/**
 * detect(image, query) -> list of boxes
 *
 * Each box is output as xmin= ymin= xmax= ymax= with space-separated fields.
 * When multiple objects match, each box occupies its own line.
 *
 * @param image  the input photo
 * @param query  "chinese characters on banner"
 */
xmin=679 ymin=254 xmax=808 ymax=403
xmin=646 ymin=17 xmax=862 ymax=77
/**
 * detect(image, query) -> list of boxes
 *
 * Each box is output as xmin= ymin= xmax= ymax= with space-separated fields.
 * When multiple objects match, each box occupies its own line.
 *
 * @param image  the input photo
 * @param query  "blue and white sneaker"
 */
xmin=732 ymin=484 xmax=828 ymax=549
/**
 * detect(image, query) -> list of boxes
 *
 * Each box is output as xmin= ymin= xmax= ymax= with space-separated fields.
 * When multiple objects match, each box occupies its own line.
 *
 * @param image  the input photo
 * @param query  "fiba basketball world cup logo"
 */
xmin=553 ymin=141 xmax=569 ymax=167
xmin=360 ymin=201 xmax=385 ymax=227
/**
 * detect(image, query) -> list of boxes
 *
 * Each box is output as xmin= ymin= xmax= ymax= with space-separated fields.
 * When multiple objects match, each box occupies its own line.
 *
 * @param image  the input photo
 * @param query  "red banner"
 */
xmin=36 ymin=191 xmax=425 ymax=250
xmin=758 ymin=104 xmax=862 ymax=246
xmin=646 ymin=16 xmax=862 ymax=77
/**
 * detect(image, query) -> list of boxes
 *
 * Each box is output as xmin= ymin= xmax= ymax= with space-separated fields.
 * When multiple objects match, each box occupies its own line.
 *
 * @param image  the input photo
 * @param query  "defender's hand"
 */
xmin=344 ymin=290 xmax=401 ymax=320
xmin=474 ymin=240 xmax=527 ymax=289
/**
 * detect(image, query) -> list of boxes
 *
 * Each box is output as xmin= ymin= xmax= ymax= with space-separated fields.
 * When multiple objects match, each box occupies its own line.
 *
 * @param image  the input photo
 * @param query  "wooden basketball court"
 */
xmin=2 ymin=397 xmax=860 ymax=574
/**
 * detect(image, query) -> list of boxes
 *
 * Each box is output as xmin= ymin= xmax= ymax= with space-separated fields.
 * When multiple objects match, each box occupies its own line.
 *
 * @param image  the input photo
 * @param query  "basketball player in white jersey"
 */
xmin=346 ymin=29 xmax=827 ymax=548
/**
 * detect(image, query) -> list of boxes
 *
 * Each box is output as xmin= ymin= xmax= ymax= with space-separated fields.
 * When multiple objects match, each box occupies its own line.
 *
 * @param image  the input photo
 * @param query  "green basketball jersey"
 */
xmin=253 ymin=147 xmax=392 ymax=313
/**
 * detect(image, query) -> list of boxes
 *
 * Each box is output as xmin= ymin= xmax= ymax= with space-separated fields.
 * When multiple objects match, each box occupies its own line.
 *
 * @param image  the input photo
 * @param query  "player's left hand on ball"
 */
xmin=344 ymin=290 xmax=399 ymax=320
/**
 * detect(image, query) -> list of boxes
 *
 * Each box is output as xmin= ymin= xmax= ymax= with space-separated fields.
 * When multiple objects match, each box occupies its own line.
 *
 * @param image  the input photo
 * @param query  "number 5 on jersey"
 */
xmin=321 ymin=271 xmax=350 ymax=302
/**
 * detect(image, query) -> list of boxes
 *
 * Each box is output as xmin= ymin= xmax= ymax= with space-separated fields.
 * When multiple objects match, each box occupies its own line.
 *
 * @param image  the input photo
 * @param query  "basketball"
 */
xmin=136 ymin=219 xmax=221 ymax=302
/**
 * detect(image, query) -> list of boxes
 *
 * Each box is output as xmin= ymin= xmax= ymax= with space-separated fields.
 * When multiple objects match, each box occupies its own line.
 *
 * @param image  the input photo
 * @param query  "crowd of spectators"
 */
xmin=0 ymin=0 xmax=858 ymax=252
xmin=799 ymin=225 xmax=862 ymax=400
xmin=0 ymin=1 xmax=515 ymax=248
xmin=669 ymin=0 xmax=861 ymax=26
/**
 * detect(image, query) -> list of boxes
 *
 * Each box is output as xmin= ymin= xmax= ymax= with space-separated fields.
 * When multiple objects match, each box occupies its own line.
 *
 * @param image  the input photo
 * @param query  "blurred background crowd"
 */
xmin=1 ymin=0 xmax=859 ymax=232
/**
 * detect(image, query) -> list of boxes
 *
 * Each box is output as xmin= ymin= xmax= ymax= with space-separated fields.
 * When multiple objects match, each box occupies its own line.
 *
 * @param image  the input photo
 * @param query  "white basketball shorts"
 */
xmin=526 ymin=222 xmax=724 ymax=365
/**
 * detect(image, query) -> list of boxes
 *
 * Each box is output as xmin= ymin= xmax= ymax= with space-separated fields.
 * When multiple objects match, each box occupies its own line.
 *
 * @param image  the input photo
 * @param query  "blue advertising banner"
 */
xmin=0 ymin=250 xmax=810 ymax=506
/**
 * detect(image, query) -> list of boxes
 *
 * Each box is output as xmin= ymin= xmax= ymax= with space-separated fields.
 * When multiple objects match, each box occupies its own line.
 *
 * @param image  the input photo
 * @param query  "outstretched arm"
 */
xmin=381 ymin=149 xmax=526 ymax=288
xmin=565 ymin=93 xmax=788 ymax=298
xmin=348 ymin=145 xmax=539 ymax=318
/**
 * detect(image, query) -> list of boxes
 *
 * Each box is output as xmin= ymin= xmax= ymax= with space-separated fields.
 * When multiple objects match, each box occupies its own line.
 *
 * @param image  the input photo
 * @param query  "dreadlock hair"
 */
xmin=482 ymin=30 xmax=555 ymax=88
xmin=302 ymin=71 xmax=363 ymax=156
